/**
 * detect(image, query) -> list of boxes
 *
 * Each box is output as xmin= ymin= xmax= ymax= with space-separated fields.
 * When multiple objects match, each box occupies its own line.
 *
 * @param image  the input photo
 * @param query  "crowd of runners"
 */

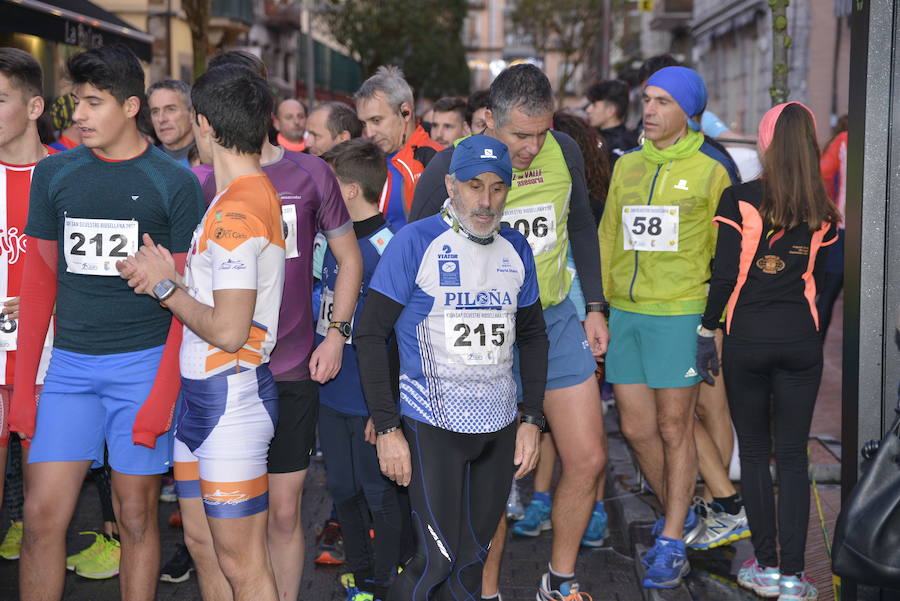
xmin=0 ymin=42 xmax=848 ymax=601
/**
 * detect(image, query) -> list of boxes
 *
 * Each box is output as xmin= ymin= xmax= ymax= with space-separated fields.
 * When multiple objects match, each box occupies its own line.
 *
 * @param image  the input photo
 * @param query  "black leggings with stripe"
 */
xmin=389 ymin=417 xmax=516 ymax=601
xmin=724 ymin=337 xmax=823 ymax=575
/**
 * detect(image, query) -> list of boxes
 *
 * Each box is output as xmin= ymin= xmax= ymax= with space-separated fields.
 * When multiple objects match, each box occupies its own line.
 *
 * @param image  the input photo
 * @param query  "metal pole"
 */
xmin=601 ymin=0 xmax=611 ymax=79
xmin=304 ymin=0 xmax=315 ymax=106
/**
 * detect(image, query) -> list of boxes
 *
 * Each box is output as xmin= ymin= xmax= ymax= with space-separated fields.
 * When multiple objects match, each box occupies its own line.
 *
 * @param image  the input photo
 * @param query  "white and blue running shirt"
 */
xmin=369 ymin=213 xmax=540 ymax=434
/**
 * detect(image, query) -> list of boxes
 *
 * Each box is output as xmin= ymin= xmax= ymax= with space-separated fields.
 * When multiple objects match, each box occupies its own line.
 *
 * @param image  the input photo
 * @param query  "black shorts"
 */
xmin=268 ymin=379 xmax=319 ymax=473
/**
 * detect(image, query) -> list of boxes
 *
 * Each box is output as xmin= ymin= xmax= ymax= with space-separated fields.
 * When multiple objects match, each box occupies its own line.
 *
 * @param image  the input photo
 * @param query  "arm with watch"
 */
xmin=308 ymin=229 xmax=363 ymax=384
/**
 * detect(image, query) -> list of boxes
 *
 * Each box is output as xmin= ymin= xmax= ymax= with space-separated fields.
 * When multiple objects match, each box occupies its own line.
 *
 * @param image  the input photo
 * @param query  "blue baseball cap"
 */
xmin=449 ymin=135 xmax=512 ymax=186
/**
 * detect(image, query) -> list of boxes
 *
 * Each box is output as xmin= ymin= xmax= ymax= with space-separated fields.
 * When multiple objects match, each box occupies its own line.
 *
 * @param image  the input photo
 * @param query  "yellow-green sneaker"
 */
xmin=0 ymin=521 xmax=23 ymax=560
xmin=66 ymin=532 xmax=108 ymax=571
xmin=74 ymin=534 xmax=120 ymax=579
xmin=340 ymin=573 xmax=356 ymax=591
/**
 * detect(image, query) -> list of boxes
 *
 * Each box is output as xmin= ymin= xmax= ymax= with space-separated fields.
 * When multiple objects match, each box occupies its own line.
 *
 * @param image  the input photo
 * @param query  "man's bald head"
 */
xmin=273 ymin=98 xmax=307 ymax=143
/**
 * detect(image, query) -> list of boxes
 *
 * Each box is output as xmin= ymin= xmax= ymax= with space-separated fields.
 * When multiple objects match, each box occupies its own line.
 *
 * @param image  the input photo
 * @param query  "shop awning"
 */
xmin=1 ymin=0 xmax=154 ymax=61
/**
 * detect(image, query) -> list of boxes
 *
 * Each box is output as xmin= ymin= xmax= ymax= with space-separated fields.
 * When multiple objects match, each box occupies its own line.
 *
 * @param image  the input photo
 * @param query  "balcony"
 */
xmin=650 ymin=0 xmax=693 ymax=31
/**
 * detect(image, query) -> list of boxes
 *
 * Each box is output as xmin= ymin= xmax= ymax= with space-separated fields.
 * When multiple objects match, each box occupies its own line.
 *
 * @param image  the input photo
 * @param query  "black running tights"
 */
xmin=388 ymin=417 xmax=516 ymax=601
xmin=724 ymin=338 xmax=823 ymax=575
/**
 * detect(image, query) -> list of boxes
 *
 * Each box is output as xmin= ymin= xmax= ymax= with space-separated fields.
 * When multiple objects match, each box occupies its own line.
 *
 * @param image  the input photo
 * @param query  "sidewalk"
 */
xmin=0 ymin=299 xmax=847 ymax=600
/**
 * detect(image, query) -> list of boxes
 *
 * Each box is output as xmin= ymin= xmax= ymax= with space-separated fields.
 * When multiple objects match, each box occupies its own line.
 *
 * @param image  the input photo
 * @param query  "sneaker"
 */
xmin=74 ymin=534 xmax=121 ymax=579
xmin=644 ymin=509 xmax=702 ymax=567
xmin=315 ymin=520 xmax=345 ymax=565
xmin=66 ymin=531 xmax=109 ymax=572
xmin=779 ymin=573 xmax=817 ymax=601
xmin=0 ymin=521 xmax=23 ymax=560
xmin=160 ymin=477 xmax=177 ymax=503
xmin=688 ymin=501 xmax=750 ymax=550
xmin=339 ymin=572 xmax=356 ymax=592
xmin=506 ymin=480 xmax=525 ymax=521
xmin=160 ymin=543 xmax=194 ymax=583
xmin=643 ymin=536 xmax=690 ymax=589
xmin=737 ymin=558 xmax=780 ymax=598
xmin=512 ymin=499 xmax=552 ymax=537
xmin=580 ymin=506 xmax=608 ymax=547
xmin=536 ymin=572 xmax=592 ymax=600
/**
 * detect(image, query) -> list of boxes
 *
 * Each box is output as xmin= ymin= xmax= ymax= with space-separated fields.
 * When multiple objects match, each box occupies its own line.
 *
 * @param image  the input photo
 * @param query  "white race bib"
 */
xmin=501 ymin=203 xmax=557 ymax=256
xmin=622 ymin=205 xmax=679 ymax=252
xmin=443 ymin=310 xmax=512 ymax=365
xmin=0 ymin=297 xmax=54 ymax=352
xmin=64 ymin=217 xmax=139 ymax=275
xmin=316 ymin=287 xmax=352 ymax=344
xmin=282 ymin=205 xmax=299 ymax=259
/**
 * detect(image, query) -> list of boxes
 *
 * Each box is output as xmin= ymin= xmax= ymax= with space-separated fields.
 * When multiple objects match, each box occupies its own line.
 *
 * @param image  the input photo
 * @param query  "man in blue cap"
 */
xmin=598 ymin=66 xmax=741 ymax=589
xmin=355 ymin=134 xmax=549 ymax=601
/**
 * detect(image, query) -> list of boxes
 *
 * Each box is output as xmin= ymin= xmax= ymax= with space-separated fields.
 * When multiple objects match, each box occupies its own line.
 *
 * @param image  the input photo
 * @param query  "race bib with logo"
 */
xmin=622 ymin=205 xmax=679 ymax=252
xmin=443 ymin=309 xmax=512 ymax=365
xmin=0 ymin=297 xmax=54 ymax=352
xmin=316 ymin=287 xmax=352 ymax=344
xmin=501 ymin=203 xmax=557 ymax=257
xmin=282 ymin=204 xmax=299 ymax=259
xmin=64 ymin=217 xmax=139 ymax=275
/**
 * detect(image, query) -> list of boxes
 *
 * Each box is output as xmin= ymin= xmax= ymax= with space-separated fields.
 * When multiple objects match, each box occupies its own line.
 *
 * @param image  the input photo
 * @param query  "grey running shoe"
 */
xmin=688 ymin=498 xmax=750 ymax=550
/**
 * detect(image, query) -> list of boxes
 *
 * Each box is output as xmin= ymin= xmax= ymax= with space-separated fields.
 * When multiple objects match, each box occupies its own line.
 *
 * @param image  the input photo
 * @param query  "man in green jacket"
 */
xmin=599 ymin=66 xmax=738 ymax=589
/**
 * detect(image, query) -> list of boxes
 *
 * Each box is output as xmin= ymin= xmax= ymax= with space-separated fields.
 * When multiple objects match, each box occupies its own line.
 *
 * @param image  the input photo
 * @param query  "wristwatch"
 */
xmin=520 ymin=413 xmax=546 ymax=432
xmin=329 ymin=321 xmax=352 ymax=339
xmin=697 ymin=324 xmax=716 ymax=338
xmin=153 ymin=279 xmax=178 ymax=303
xmin=586 ymin=301 xmax=610 ymax=316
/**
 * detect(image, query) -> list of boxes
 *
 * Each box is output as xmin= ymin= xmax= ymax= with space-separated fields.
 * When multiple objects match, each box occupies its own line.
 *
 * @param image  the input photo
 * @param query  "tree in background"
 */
xmin=510 ymin=0 xmax=605 ymax=103
xmin=769 ymin=0 xmax=790 ymax=105
xmin=183 ymin=0 xmax=211 ymax=80
xmin=321 ymin=0 xmax=470 ymax=99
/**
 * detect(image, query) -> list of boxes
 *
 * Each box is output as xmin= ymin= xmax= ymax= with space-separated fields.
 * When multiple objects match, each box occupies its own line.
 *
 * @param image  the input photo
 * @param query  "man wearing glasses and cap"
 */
xmin=355 ymin=134 xmax=548 ymax=601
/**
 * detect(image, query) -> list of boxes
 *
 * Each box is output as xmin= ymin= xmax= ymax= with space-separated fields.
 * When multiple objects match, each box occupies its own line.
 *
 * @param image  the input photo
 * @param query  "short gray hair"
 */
xmin=147 ymin=79 xmax=192 ymax=110
xmin=354 ymin=65 xmax=414 ymax=112
xmin=489 ymin=64 xmax=553 ymax=127
xmin=311 ymin=101 xmax=363 ymax=139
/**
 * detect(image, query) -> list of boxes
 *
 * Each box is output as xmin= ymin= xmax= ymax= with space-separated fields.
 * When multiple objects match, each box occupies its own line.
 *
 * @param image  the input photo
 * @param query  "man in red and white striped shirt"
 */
xmin=0 ymin=47 xmax=55 ymax=504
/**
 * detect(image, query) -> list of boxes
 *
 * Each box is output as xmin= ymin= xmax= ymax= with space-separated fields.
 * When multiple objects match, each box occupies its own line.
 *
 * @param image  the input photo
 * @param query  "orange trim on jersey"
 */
xmin=200 ymin=473 xmax=268 ymax=501
xmin=803 ymin=222 xmax=833 ymax=331
xmin=245 ymin=325 xmax=266 ymax=351
xmin=205 ymin=349 xmax=238 ymax=373
xmin=277 ymin=133 xmax=305 ymax=153
xmin=724 ymin=200 xmax=762 ymax=334
xmin=92 ymin=143 xmax=149 ymax=162
xmin=712 ymin=215 xmax=742 ymax=234
xmin=236 ymin=347 xmax=262 ymax=366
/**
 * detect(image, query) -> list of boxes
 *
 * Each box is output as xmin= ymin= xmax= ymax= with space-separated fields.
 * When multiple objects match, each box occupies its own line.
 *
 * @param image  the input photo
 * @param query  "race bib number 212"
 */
xmin=64 ymin=218 xmax=139 ymax=276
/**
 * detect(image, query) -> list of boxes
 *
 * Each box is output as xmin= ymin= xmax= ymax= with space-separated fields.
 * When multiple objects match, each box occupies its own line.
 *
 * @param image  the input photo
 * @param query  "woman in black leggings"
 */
xmin=695 ymin=102 xmax=839 ymax=601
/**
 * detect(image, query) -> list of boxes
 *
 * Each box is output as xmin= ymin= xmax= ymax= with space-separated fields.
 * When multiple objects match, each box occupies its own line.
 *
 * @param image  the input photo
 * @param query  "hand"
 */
xmin=513 ymin=422 xmax=541 ymax=479
xmin=116 ymin=234 xmax=177 ymax=296
xmin=2 ymin=296 xmax=19 ymax=320
xmin=364 ymin=418 xmax=376 ymax=445
xmin=695 ymin=333 xmax=720 ymax=385
xmin=583 ymin=311 xmax=610 ymax=360
xmin=376 ymin=429 xmax=412 ymax=486
xmin=309 ymin=331 xmax=344 ymax=383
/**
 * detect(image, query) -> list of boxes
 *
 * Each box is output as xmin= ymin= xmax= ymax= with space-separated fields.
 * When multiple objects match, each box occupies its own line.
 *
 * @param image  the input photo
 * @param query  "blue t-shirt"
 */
xmin=369 ymin=214 xmax=540 ymax=434
xmin=25 ymin=144 xmax=204 ymax=355
xmin=316 ymin=216 xmax=397 ymax=416
xmin=384 ymin=153 xmax=406 ymax=229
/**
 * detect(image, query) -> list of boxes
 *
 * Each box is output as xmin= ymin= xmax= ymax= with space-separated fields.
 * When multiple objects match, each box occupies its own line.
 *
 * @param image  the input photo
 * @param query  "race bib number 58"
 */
xmin=64 ymin=217 xmax=139 ymax=276
xmin=622 ymin=205 xmax=679 ymax=252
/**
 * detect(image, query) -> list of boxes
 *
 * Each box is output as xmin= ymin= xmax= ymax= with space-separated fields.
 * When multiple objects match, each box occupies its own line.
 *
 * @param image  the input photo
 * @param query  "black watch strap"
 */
xmin=520 ymin=413 xmax=546 ymax=431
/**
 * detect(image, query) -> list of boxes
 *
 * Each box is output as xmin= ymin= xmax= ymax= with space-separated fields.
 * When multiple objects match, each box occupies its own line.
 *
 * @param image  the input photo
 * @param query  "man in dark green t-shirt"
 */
xmin=8 ymin=46 xmax=203 ymax=601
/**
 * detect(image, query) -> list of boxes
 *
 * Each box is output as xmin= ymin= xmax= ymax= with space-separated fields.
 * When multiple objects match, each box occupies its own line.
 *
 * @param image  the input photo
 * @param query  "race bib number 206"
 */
xmin=501 ymin=203 xmax=557 ymax=257
xmin=64 ymin=218 xmax=139 ymax=276
xmin=622 ymin=205 xmax=679 ymax=252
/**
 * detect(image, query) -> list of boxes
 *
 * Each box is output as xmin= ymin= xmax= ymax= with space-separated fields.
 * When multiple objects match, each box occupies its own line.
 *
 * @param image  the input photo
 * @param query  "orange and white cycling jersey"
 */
xmin=179 ymin=173 xmax=286 ymax=379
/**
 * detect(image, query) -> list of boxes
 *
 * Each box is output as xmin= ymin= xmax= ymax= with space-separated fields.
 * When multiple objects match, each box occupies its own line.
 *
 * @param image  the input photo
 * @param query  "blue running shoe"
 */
xmin=580 ymin=505 xmax=608 ymax=547
xmin=737 ymin=558 xmax=780 ymax=598
xmin=643 ymin=536 xmax=690 ymax=589
xmin=644 ymin=509 xmax=701 ymax=567
xmin=512 ymin=499 xmax=551 ymax=537
xmin=779 ymin=573 xmax=817 ymax=601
